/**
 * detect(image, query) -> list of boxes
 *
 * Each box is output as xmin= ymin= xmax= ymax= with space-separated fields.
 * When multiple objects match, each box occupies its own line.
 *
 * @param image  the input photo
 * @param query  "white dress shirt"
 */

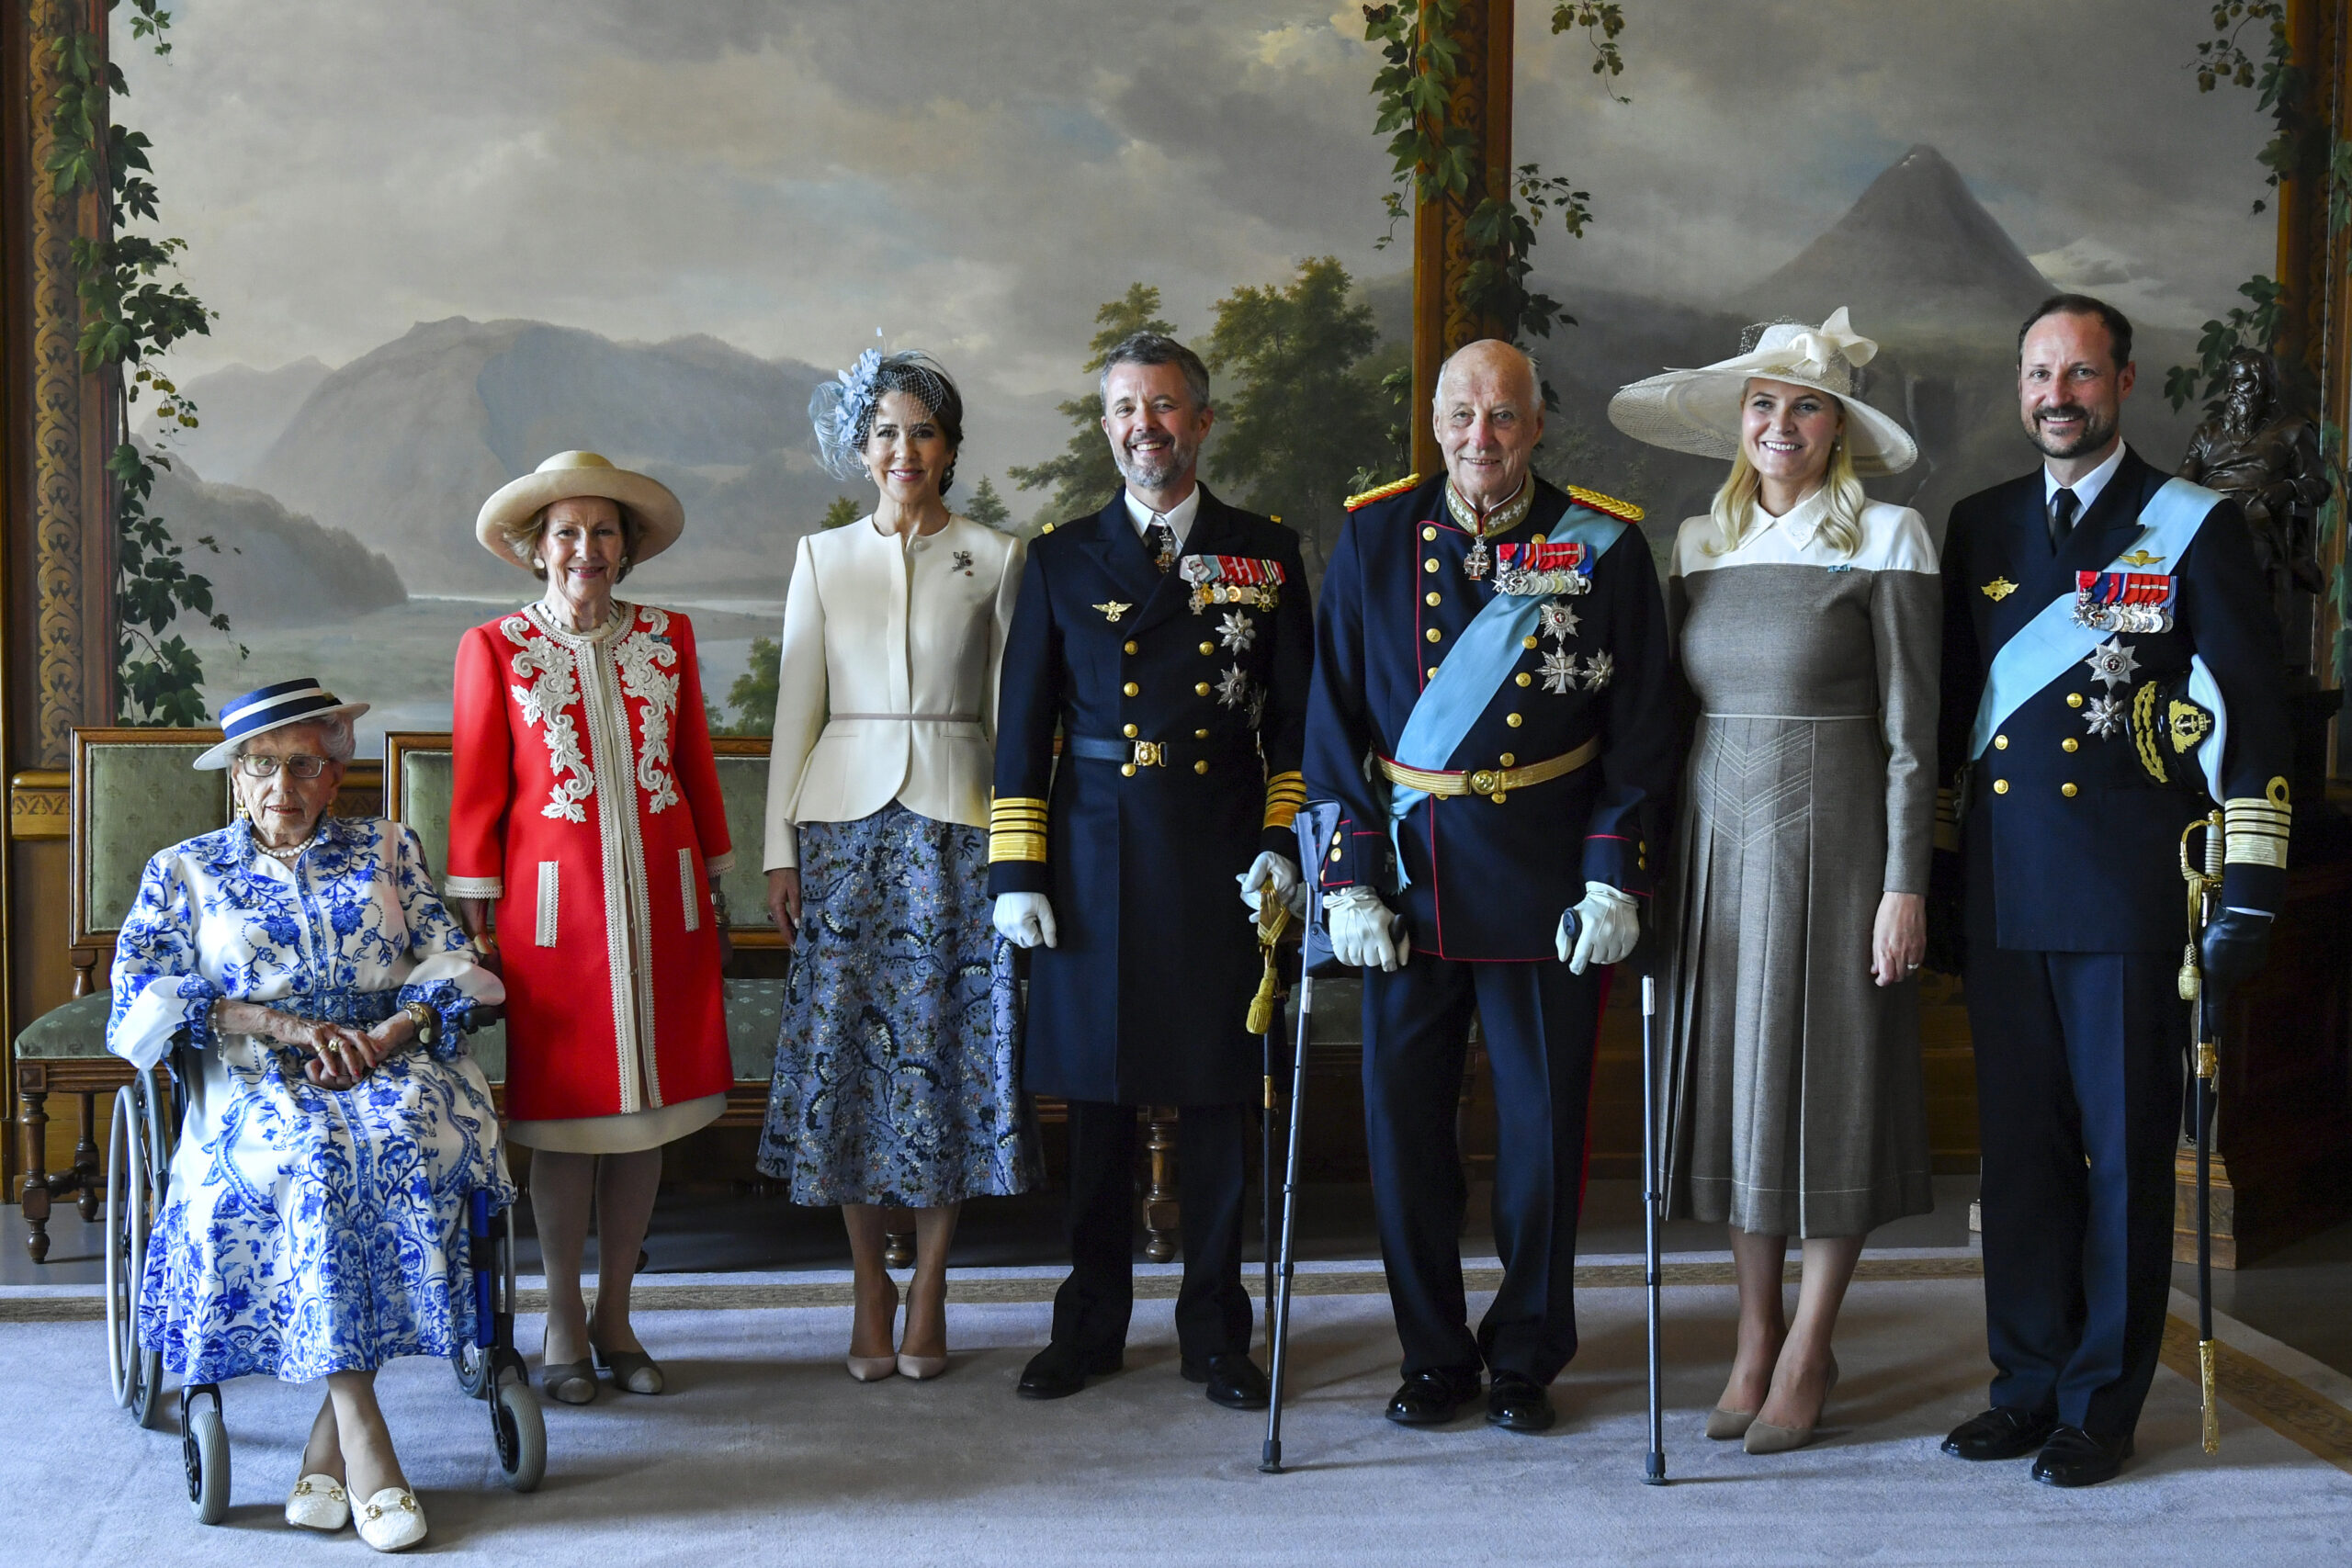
xmin=2043 ymin=441 xmax=2127 ymax=517
xmin=1121 ymin=485 xmax=1203 ymax=552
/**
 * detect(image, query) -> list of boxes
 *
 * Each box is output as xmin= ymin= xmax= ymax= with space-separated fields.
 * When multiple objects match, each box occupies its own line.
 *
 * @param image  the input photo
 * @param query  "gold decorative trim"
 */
xmin=989 ymin=795 xmax=1050 ymax=863
xmin=9 ymin=771 xmax=71 ymax=841
xmin=29 ymin=0 xmax=90 ymax=765
xmin=1262 ymin=770 xmax=1308 ymax=831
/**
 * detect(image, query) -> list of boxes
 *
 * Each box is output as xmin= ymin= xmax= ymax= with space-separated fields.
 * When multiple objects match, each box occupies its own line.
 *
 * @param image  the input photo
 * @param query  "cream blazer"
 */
xmin=763 ymin=513 xmax=1025 ymax=870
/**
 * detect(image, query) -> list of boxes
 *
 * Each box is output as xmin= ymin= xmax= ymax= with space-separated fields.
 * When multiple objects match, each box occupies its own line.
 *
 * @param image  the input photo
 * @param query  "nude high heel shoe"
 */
xmin=847 ymin=1277 xmax=900 ymax=1382
xmin=1744 ymin=1357 xmax=1839 ymax=1455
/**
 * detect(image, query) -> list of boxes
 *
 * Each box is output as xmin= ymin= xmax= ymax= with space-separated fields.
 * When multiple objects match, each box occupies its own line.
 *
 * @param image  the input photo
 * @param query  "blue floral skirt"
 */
xmin=756 ymin=803 xmax=1035 ymax=1206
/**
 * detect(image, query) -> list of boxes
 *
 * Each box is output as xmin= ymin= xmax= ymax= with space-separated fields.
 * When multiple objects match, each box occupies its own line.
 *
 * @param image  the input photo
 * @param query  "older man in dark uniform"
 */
xmin=989 ymin=332 xmax=1312 ymax=1409
xmin=1936 ymin=295 xmax=2289 ymax=1487
xmin=1304 ymin=339 xmax=1674 ymax=1433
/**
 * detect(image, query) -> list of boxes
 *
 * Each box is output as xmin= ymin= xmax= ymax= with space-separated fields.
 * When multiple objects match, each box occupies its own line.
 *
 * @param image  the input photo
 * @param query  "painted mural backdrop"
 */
xmin=121 ymin=1 xmax=2269 ymax=743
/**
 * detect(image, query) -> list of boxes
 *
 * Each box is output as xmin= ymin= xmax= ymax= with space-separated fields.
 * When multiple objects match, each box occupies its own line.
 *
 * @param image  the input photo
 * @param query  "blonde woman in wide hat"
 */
xmin=1610 ymin=310 xmax=1938 ymax=1454
xmin=447 ymin=451 xmax=737 ymax=1405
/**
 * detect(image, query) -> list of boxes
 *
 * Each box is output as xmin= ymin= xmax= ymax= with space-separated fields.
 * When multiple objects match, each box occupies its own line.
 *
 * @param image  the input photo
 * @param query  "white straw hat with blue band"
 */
xmin=194 ymin=678 xmax=370 ymax=770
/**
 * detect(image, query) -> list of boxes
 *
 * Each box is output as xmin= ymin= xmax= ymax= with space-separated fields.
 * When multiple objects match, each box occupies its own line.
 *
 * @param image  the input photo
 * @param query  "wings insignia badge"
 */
xmin=2119 ymin=550 xmax=2165 ymax=568
xmin=1982 ymin=578 xmax=2018 ymax=601
xmin=1093 ymin=601 xmax=1132 ymax=624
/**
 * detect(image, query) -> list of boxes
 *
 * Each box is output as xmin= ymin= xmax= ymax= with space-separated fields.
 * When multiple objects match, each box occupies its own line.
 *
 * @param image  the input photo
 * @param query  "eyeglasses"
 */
xmin=233 ymin=754 xmax=332 ymax=780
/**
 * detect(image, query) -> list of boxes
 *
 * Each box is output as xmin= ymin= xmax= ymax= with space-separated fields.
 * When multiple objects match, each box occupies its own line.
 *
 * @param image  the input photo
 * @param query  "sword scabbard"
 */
xmin=2199 ymin=1339 xmax=2221 ymax=1454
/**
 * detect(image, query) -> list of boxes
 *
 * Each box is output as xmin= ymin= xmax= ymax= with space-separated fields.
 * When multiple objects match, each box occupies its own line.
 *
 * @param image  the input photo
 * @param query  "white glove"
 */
xmin=1326 ymin=886 xmax=1411 ymax=972
xmin=1560 ymin=881 xmax=1639 ymax=974
xmin=1238 ymin=852 xmax=1306 ymax=920
xmin=993 ymin=891 xmax=1058 ymax=949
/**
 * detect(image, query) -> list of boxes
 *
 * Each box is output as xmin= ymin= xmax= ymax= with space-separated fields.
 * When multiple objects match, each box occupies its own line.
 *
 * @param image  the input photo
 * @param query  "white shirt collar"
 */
xmin=1758 ymin=485 xmax=1833 ymax=549
xmin=2044 ymin=442 xmax=2127 ymax=518
xmin=1123 ymin=485 xmax=1202 ymax=550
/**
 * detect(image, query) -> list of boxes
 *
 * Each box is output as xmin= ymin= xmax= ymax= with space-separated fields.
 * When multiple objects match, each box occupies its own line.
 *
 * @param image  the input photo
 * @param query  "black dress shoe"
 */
xmin=1941 ymin=1406 xmax=2059 ymax=1461
xmin=1385 ymin=1369 xmax=1483 ymax=1427
xmin=1181 ymin=1351 xmax=1271 ymax=1410
xmin=1486 ymin=1371 xmax=1556 ymax=1434
xmin=1015 ymin=1342 xmax=1122 ymax=1401
xmin=2031 ymin=1425 xmax=2133 ymax=1488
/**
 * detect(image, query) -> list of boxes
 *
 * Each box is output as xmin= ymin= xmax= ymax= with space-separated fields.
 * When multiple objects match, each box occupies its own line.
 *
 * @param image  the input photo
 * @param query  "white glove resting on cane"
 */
xmin=1558 ymin=881 xmax=1639 ymax=974
xmin=1325 ymin=886 xmax=1411 ymax=971
xmin=1238 ymin=852 xmax=1306 ymax=919
xmin=993 ymin=892 xmax=1058 ymax=949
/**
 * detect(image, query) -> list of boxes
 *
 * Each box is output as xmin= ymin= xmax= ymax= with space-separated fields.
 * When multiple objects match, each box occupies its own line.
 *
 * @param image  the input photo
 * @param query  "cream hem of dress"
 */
xmin=506 ymin=1092 xmax=725 ymax=1154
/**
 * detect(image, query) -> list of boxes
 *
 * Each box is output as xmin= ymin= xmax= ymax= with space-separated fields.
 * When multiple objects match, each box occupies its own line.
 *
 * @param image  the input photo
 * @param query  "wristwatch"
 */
xmin=401 ymin=999 xmax=435 ymax=1047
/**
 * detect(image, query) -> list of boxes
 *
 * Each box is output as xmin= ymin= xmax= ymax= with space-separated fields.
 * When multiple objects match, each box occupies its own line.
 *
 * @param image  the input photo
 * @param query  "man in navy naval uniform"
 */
xmin=1935 ymin=295 xmax=2289 ymax=1487
xmin=989 ymin=332 xmax=1313 ymax=1409
xmin=1304 ymin=339 xmax=1674 ymax=1433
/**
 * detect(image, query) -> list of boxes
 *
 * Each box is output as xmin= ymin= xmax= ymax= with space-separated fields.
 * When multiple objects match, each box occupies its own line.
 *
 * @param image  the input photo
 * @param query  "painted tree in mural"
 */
xmin=51 ymin=2 xmax=228 ymax=723
xmin=720 ymin=637 xmax=781 ymax=736
xmin=1008 ymin=284 xmax=1180 ymax=531
xmin=1204 ymin=257 xmax=1392 ymax=578
xmin=962 ymin=474 xmax=1012 ymax=531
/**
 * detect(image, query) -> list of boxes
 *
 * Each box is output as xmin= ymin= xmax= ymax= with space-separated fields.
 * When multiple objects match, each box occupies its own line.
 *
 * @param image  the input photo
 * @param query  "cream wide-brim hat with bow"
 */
xmin=474 ymin=450 xmax=686 ymax=571
xmin=1606 ymin=307 xmax=1919 ymax=478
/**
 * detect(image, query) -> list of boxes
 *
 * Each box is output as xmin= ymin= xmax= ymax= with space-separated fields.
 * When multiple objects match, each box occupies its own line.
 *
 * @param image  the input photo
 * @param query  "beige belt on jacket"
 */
xmin=1375 ymin=733 xmax=1601 ymax=803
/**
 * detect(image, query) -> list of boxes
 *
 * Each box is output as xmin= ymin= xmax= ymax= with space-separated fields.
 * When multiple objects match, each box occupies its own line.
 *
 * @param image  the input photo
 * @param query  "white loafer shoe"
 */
xmin=285 ymin=1473 xmax=350 ymax=1531
xmin=356 ymin=1487 xmax=427 ymax=1552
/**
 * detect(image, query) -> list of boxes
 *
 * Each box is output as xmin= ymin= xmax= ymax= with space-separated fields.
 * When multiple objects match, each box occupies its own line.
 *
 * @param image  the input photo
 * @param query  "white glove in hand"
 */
xmin=1238 ymin=852 xmax=1306 ymax=920
xmin=1326 ymin=886 xmax=1411 ymax=971
xmin=992 ymin=891 xmax=1058 ymax=949
xmin=1560 ymin=881 xmax=1639 ymax=974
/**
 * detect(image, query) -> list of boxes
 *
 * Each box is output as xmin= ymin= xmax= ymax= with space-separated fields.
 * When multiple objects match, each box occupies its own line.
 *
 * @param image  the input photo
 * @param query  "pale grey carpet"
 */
xmin=6 ymin=1275 xmax=2346 ymax=1566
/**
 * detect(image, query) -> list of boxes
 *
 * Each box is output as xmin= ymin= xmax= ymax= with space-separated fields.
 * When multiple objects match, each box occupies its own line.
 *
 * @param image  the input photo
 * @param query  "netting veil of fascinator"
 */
xmin=809 ymin=340 xmax=961 ymax=482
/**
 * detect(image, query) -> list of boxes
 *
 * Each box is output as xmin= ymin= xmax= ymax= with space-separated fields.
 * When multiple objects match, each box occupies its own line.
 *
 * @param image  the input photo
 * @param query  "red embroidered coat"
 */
xmin=448 ymin=603 xmax=734 ymax=1122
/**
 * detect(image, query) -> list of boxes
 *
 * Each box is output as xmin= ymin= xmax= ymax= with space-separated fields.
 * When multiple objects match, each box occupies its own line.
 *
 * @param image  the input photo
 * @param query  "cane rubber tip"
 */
xmin=1644 ymin=1456 xmax=1668 ymax=1485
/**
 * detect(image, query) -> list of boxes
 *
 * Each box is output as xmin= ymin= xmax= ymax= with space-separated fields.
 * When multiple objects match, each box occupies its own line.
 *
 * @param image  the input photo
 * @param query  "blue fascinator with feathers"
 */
xmin=808 ymin=342 xmax=964 ymax=489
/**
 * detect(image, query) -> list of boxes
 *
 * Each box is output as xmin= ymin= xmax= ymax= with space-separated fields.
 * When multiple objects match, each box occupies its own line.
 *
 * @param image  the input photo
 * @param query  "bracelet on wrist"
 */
xmin=401 ymin=999 xmax=435 ymax=1047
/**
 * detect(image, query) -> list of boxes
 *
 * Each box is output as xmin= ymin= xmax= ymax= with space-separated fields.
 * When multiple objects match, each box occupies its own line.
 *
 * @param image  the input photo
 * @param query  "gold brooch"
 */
xmin=1093 ymin=601 xmax=1131 ymax=624
xmin=1982 ymin=578 xmax=2018 ymax=601
xmin=2119 ymin=549 xmax=2165 ymax=568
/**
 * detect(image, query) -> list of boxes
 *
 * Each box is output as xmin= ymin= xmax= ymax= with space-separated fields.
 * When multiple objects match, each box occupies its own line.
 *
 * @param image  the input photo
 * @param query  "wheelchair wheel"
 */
xmin=105 ymin=1086 xmax=164 ymax=1427
xmin=182 ymin=1384 xmax=230 ymax=1525
xmin=492 ymin=1364 xmax=545 ymax=1493
xmin=452 ymin=1340 xmax=491 ymax=1400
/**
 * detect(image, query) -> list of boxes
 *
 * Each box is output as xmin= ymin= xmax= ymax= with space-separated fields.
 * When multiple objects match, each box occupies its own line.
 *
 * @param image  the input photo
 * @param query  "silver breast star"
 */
xmin=1216 ymin=665 xmax=1252 ymax=709
xmin=2083 ymin=637 xmax=2139 ymax=690
xmin=1217 ymin=610 xmax=1257 ymax=653
xmin=1538 ymin=600 xmax=1580 ymax=643
xmin=1580 ymin=649 xmax=1616 ymax=691
xmin=2084 ymin=694 xmax=2126 ymax=739
xmin=1539 ymin=649 xmax=1578 ymax=694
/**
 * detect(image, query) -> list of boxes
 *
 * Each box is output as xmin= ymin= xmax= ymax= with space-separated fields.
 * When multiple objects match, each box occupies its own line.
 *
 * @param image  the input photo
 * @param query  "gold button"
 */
xmin=1423 ymin=525 xmax=1438 ymax=540
xmin=1329 ymin=849 xmax=1342 ymax=863
xmin=1506 ymin=713 xmax=1522 ymax=728
xmin=1121 ymin=763 xmax=1136 ymax=777
xmin=1194 ymin=682 xmax=1211 ymax=695
xmin=1499 ymin=753 xmax=1515 ymax=767
xmin=1426 ymin=592 xmax=1442 ymax=606
xmin=1123 ymin=723 xmax=1138 ymax=738
xmin=1993 ymin=779 xmax=2009 ymax=795
xmin=1426 ymin=667 xmax=1439 ymax=680
xmin=1490 ymin=791 xmax=1508 ymax=804
xmin=1516 ymin=672 xmax=1532 ymax=687
xmin=2062 ymin=782 xmax=2078 ymax=798
xmin=1194 ymin=760 xmax=1209 ymax=774
xmin=1994 ymin=735 xmax=2008 ymax=750
xmin=1532 ymin=534 xmax=1545 ymax=545
xmin=1200 ymin=641 xmax=1215 ymax=655
xmin=1124 ymin=640 xmax=1137 ymax=655
xmin=1425 ymin=627 xmax=1442 ymax=643
xmin=1424 ymin=558 xmax=1441 ymax=574
xmin=1123 ymin=682 xmax=1139 ymax=697
xmin=1194 ymin=728 xmax=1209 ymax=739
xmin=2062 ymin=738 xmax=2079 ymax=752
xmin=1523 ymin=635 xmax=1539 ymax=649
xmin=2066 ymin=693 xmax=2085 ymax=709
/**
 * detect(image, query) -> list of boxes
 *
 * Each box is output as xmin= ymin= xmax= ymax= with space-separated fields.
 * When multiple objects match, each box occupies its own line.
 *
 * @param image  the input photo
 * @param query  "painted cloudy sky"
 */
xmin=128 ymin=0 xmax=2271 ymax=479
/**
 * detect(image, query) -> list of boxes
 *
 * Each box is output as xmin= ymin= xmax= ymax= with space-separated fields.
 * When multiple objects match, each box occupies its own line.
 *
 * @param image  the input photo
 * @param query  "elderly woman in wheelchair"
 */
xmin=107 ymin=680 xmax=526 ymax=1551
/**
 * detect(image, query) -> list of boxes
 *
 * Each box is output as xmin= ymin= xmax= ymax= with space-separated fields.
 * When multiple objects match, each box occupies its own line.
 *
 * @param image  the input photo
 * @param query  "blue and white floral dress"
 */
xmin=108 ymin=816 xmax=510 ymax=1384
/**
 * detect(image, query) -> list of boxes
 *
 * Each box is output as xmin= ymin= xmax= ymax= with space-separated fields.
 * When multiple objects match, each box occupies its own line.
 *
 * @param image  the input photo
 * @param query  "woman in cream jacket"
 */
xmin=757 ymin=349 xmax=1034 ymax=1381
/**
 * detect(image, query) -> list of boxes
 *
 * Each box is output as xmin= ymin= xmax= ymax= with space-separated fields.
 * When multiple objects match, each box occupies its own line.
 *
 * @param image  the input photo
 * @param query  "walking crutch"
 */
xmin=1640 ymin=969 xmax=1668 ymax=1485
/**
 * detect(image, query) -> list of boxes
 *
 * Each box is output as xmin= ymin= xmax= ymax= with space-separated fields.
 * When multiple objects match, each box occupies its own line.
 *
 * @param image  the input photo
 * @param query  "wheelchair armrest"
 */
xmin=463 ymin=1003 xmax=506 ymax=1034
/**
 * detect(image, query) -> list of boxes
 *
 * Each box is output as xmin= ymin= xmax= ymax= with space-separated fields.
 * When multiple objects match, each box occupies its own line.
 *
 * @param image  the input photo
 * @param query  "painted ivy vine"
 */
xmin=46 ymin=1 xmax=229 ymax=725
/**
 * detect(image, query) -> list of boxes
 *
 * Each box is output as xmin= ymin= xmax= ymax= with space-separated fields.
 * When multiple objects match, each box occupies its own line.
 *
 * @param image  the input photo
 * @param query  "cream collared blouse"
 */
xmin=763 ymin=513 xmax=1025 ymax=870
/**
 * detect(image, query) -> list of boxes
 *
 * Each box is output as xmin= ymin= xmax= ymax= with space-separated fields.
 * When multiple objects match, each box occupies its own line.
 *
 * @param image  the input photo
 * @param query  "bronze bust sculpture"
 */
xmin=2177 ymin=348 xmax=2329 ymax=671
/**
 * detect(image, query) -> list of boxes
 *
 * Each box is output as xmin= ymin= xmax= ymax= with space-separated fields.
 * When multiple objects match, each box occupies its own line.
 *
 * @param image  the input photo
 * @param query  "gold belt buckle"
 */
xmin=1466 ymin=768 xmax=1500 ymax=795
xmin=1131 ymin=740 xmax=1165 ymax=768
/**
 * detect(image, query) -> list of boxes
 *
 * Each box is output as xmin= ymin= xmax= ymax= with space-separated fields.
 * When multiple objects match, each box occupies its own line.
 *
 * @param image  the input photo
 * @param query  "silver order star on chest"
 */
xmin=1216 ymin=664 xmax=1253 ymax=709
xmin=1217 ymin=610 xmax=1257 ymax=653
xmin=2083 ymin=694 xmax=2126 ymax=739
xmin=1539 ymin=649 xmax=1579 ymax=694
xmin=1580 ymin=649 xmax=1615 ymax=691
xmin=2083 ymin=637 xmax=2140 ymax=690
xmin=1538 ymin=600 xmax=1580 ymax=643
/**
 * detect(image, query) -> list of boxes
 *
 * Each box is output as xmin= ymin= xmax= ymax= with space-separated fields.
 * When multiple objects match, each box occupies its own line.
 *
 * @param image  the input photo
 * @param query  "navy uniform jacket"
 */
xmin=988 ymin=487 xmax=1312 ymax=1105
xmin=1303 ymin=474 xmax=1675 ymax=958
xmin=1935 ymin=447 xmax=2290 ymax=952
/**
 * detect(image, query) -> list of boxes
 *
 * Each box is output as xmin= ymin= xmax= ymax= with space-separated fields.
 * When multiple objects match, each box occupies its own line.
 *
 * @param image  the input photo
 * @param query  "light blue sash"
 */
xmin=1968 ymin=477 xmax=2218 ymax=761
xmin=1385 ymin=513 xmax=1627 ymax=886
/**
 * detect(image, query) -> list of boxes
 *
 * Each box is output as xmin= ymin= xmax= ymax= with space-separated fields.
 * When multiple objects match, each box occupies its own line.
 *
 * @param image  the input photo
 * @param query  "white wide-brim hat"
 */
xmin=194 ymin=677 xmax=370 ymax=770
xmin=1606 ymin=307 xmax=1919 ymax=478
xmin=474 ymin=451 xmax=685 ymax=570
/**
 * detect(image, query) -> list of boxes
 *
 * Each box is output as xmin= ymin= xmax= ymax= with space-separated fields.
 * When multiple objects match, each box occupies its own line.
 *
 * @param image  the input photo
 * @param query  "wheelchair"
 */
xmin=103 ymin=1029 xmax=546 ymax=1524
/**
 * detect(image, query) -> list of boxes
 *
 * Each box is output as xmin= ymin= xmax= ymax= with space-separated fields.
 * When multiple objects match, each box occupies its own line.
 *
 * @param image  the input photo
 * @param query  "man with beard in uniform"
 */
xmin=989 ymin=332 xmax=1313 ymax=1409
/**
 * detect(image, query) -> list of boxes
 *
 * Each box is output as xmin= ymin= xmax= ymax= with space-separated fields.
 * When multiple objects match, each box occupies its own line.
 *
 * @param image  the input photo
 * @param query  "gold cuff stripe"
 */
xmin=989 ymin=832 xmax=1049 ymax=863
xmin=990 ymin=795 xmax=1051 ymax=863
xmin=1263 ymin=771 xmax=1308 ymax=830
xmin=2224 ymin=795 xmax=2291 ymax=870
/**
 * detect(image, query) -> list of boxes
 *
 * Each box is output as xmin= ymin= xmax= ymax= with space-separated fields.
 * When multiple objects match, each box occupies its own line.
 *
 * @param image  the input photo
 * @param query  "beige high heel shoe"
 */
xmin=1744 ymin=1357 xmax=1839 ymax=1455
xmin=847 ymin=1276 xmax=900 ymax=1382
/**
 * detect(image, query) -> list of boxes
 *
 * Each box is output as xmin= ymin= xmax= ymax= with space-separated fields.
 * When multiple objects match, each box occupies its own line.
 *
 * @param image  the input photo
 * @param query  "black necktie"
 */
xmin=2048 ymin=487 xmax=2080 ymax=551
xmin=1146 ymin=519 xmax=1176 ymax=574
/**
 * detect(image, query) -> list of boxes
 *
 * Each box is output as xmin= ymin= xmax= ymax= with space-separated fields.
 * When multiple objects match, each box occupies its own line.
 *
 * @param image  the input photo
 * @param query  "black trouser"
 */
xmin=1362 ymin=955 xmax=1600 ymax=1384
xmin=1966 ymin=886 xmax=2186 ymax=1441
xmin=1050 ymin=1100 xmax=1252 ymax=1364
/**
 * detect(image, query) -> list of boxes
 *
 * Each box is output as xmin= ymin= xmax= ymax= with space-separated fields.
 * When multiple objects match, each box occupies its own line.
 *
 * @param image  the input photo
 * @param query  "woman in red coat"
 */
xmin=448 ymin=451 xmax=734 ymax=1404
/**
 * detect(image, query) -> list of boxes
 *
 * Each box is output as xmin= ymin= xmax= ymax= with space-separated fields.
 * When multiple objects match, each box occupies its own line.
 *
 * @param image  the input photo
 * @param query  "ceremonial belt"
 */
xmin=829 ymin=712 xmax=979 ymax=724
xmin=1384 ymin=511 xmax=1628 ymax=887
xmin=1968 ymin=477 xmax=2218 ymax=761
xmin=1066 ymin=734 xmax=1256 ymax=769
xmin=1376 ymin=734 xmax=1601 ymax=800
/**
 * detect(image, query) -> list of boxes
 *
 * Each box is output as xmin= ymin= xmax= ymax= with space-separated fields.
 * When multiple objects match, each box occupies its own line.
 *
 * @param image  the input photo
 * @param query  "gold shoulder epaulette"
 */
xmin=1564 ymin=485 xmax=1645 ymax=523
xmin=1345 ymin=473 xmax=1420 ymax=512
